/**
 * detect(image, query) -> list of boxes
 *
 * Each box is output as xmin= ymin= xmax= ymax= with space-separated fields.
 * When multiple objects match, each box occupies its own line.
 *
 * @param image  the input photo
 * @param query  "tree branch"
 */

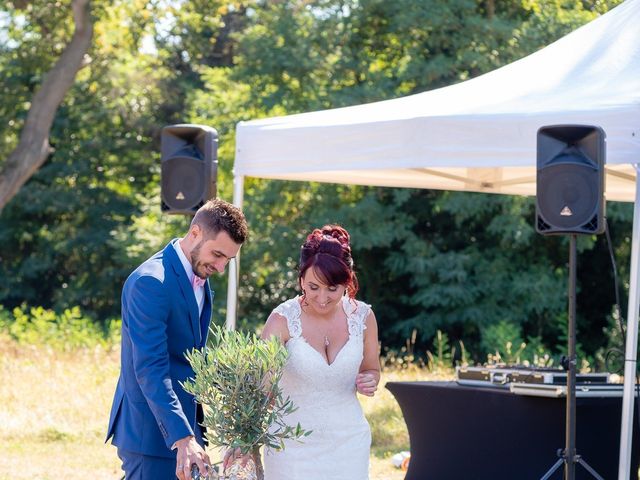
xmin=0 ymin=0 xmax=94 ymax=213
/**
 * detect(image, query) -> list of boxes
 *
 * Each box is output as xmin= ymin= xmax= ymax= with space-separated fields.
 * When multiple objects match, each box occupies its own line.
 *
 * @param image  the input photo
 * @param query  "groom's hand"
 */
xmin=175 ymin=435 xmax=211 ymax=480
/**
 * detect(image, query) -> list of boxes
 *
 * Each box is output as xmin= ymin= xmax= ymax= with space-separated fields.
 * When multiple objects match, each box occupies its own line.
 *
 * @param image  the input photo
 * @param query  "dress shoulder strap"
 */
xmin=345 ymin=298 xmax=371 ymax=337
xmin=272 ymin=297 xmax=303 ymax=338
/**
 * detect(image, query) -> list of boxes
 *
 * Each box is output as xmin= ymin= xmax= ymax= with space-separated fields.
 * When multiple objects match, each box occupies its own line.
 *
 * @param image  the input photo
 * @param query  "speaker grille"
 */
xmin=160 ymin=125 xmax=218 ymax=215
xmin=161 ymin=156 xmax=206 ymax=211
xmin=536 ymin=163 xmax=600 ymax=234
xmin=536 ymin=124 xmax=605 ymax=236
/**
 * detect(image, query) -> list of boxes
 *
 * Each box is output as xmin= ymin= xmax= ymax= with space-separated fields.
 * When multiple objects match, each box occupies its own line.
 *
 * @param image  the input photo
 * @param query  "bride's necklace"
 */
xmin=302 ymin=302 xmax=340 ymax=348
xmin=322 ymin=306 xmax=345 ymax=348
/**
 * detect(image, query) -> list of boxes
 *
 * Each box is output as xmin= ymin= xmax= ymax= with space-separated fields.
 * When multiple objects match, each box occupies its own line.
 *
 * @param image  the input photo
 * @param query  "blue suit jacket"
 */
xmin=106 ymin=240 xmax=212 ymax=457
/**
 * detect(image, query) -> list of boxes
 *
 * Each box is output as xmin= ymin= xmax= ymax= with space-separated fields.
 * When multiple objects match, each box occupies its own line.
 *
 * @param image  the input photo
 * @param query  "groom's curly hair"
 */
xmin=192 ymin=198 xmax=248 ymax=244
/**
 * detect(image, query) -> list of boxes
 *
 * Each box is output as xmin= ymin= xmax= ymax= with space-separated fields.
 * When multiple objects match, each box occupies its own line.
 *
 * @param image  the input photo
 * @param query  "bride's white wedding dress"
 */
xmin=263 ymin=296 xmax=372 ymax=480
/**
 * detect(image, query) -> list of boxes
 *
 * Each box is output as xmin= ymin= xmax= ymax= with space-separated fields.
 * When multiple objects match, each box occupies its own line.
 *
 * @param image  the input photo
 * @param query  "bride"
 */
xmin=258 ymin=224 xmax=380 ymax=480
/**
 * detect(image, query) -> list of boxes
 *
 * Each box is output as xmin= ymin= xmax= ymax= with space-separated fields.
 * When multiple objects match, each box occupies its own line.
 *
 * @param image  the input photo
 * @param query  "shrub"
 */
xmin=183 ymin=325 xmax=310 ymax=479
xmin=0 ymin=304 xmax=119 ymax=350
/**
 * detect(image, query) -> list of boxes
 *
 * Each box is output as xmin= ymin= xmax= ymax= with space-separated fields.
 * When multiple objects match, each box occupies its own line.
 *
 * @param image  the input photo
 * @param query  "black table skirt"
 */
xmin=386 ymin=381 xmax=640 ymax=480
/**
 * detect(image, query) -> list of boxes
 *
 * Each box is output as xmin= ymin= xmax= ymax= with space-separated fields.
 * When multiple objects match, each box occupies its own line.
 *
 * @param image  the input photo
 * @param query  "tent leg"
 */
xmin=618 ymin=164 xmax=640 ymax=480
xmin=225 ymin=174 xmax=245 ymax=331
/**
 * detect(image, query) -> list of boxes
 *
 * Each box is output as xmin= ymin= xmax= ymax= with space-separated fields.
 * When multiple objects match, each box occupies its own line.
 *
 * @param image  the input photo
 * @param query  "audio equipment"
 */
xmin=536 ymin=125 xmax=605 ymax=235
xmin=161 ymin=124 xmax=218 ymax=215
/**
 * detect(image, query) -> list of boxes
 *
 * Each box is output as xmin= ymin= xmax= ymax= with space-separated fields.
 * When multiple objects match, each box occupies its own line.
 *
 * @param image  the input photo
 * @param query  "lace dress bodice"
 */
xmin=263 ymin=296 xmax=372 ymax=480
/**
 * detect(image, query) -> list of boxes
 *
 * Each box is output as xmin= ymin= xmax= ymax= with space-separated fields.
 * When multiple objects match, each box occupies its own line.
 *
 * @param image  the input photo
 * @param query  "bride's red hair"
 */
xmin=298 ymin=225 xmax=359 ymax=299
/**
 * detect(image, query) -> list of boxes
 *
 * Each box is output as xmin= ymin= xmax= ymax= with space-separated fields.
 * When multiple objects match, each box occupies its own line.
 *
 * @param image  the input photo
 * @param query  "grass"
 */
xmin=0 ymin=334 xmax=452 ymax=479
xmin=0 ymin=335 xmax=123 ymax=479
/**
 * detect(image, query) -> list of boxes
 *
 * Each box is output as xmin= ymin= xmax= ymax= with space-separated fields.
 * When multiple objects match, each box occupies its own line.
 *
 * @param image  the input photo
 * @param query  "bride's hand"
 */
xmin=222 ymin=447 xmax=251 ymax=471
xmin=356 ymin=372 xmax=378 ymax=397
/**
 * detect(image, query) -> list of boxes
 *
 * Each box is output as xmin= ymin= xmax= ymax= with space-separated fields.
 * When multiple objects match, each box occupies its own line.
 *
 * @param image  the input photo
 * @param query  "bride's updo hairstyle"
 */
xmin=299 ymin=225 xmax=359 ymax=299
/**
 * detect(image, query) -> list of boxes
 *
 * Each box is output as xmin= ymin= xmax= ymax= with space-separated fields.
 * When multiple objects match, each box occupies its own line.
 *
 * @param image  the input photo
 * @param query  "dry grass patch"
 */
xmin=0 ymin=335 xmax=122 ymax=479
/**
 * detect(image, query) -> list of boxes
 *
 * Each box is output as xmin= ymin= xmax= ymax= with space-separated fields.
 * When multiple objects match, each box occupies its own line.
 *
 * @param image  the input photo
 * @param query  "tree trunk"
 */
xmin=0 ymin=0 xmax=93 ymax=214
xmin=486 ymin=0 xmax=495 ymax=20
xmin=252 ymin=446 xmax=264 ymax=480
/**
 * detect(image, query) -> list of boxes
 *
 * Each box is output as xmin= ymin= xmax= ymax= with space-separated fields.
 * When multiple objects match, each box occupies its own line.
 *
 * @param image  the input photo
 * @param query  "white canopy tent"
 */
xmin=229 ymin=0 xmax=640 ymax=477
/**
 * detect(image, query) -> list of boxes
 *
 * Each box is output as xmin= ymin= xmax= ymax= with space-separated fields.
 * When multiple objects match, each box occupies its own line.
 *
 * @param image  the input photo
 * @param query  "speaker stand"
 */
xmin=539 ymin=235 xmax=604 ymax=480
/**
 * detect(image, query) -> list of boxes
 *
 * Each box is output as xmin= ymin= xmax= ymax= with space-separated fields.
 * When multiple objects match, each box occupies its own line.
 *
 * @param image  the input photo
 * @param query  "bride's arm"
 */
xmin=260 ymin=312 xmax=291 ymax=344
xmin=257 ymin=312 xmax=289 ymax=399
xmin=356 ymin=310 xmax=381 ymax=397
xmin=260 ymin=312 xmax=290 ymax=398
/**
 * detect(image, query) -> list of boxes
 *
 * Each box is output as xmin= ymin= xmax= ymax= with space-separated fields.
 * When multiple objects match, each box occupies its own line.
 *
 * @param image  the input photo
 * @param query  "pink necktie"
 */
xmin=191 ymin=275 xmax=205 ymax=289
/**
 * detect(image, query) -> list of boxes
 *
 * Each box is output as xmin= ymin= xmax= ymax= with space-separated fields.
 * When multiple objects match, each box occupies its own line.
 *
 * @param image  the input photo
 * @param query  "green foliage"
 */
xmin=0 ymin=0 xmax=630 ymax=366
xmin=482 ymin=320 xmax=555 ymax=367
xmin=183 ymin=325 xmax=311 ymax=454
xmin=0 ymin=304 xmax=119 ymax=350
xmin=381 ymin=329 xmax=466 ymax=374
xmin=0 ymin=0 xmax=176 ymax=320
xmin=426 ymin=330 xmax=457 ymax=373
xmin=595 ymin=308 xmax=626 ymax=374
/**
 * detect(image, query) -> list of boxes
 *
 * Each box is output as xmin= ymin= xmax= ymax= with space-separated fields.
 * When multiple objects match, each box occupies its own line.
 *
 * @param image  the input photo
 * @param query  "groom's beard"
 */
xmin=190 ymin=240 xmax=210 ymax=279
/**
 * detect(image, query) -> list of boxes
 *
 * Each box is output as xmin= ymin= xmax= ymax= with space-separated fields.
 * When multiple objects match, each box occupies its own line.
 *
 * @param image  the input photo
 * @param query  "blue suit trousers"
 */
xmin=117 ymin=448 xmax=176 ymax=480
xmin=117 ymin=422 xmax=204 ymax=479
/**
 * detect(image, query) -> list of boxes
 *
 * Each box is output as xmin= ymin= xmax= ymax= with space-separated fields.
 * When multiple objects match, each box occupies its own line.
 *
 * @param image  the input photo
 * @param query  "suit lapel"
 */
xmin=165 ymin=242 xmax=201 ymax=345
xmin=201 ymin=281 xmax=214 ymax=347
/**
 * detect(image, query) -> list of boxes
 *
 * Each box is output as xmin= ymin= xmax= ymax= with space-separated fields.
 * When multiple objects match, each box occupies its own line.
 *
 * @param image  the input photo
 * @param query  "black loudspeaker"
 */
xmin=536 ymin=125 xmax=606 ymax=235
xmin=161 ymin=124 xmax=218 ymax=214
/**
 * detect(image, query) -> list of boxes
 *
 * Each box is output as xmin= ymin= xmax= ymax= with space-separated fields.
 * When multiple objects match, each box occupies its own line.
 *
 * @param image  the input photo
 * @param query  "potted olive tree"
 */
xmin=183 ymin=325 xmax=310 ymax=480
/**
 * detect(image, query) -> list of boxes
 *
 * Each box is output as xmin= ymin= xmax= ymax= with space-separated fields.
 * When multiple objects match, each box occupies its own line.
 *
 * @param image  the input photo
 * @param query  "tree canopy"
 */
xmin=0 ymin=0 xmax=629 ymax=363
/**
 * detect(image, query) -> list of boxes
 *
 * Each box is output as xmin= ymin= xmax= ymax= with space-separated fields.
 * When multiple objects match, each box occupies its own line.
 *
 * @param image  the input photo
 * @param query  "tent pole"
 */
xmin=618 ymin=164 xmax=640 ymax=480
xmin=225 ymin=174 xmax=245 ymax=331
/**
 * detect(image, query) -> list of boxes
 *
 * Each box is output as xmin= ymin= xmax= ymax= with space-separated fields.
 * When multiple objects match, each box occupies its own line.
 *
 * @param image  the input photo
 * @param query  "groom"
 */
xmin=106 ymin=198 xmax=248 ymax=480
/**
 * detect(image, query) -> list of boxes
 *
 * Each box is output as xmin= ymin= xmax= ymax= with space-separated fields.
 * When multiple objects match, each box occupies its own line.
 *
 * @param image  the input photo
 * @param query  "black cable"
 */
xmin=605 ymin=218 xmax=626 ymax=342
xmin=602 ymin=218 xmax=630 ymax=380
